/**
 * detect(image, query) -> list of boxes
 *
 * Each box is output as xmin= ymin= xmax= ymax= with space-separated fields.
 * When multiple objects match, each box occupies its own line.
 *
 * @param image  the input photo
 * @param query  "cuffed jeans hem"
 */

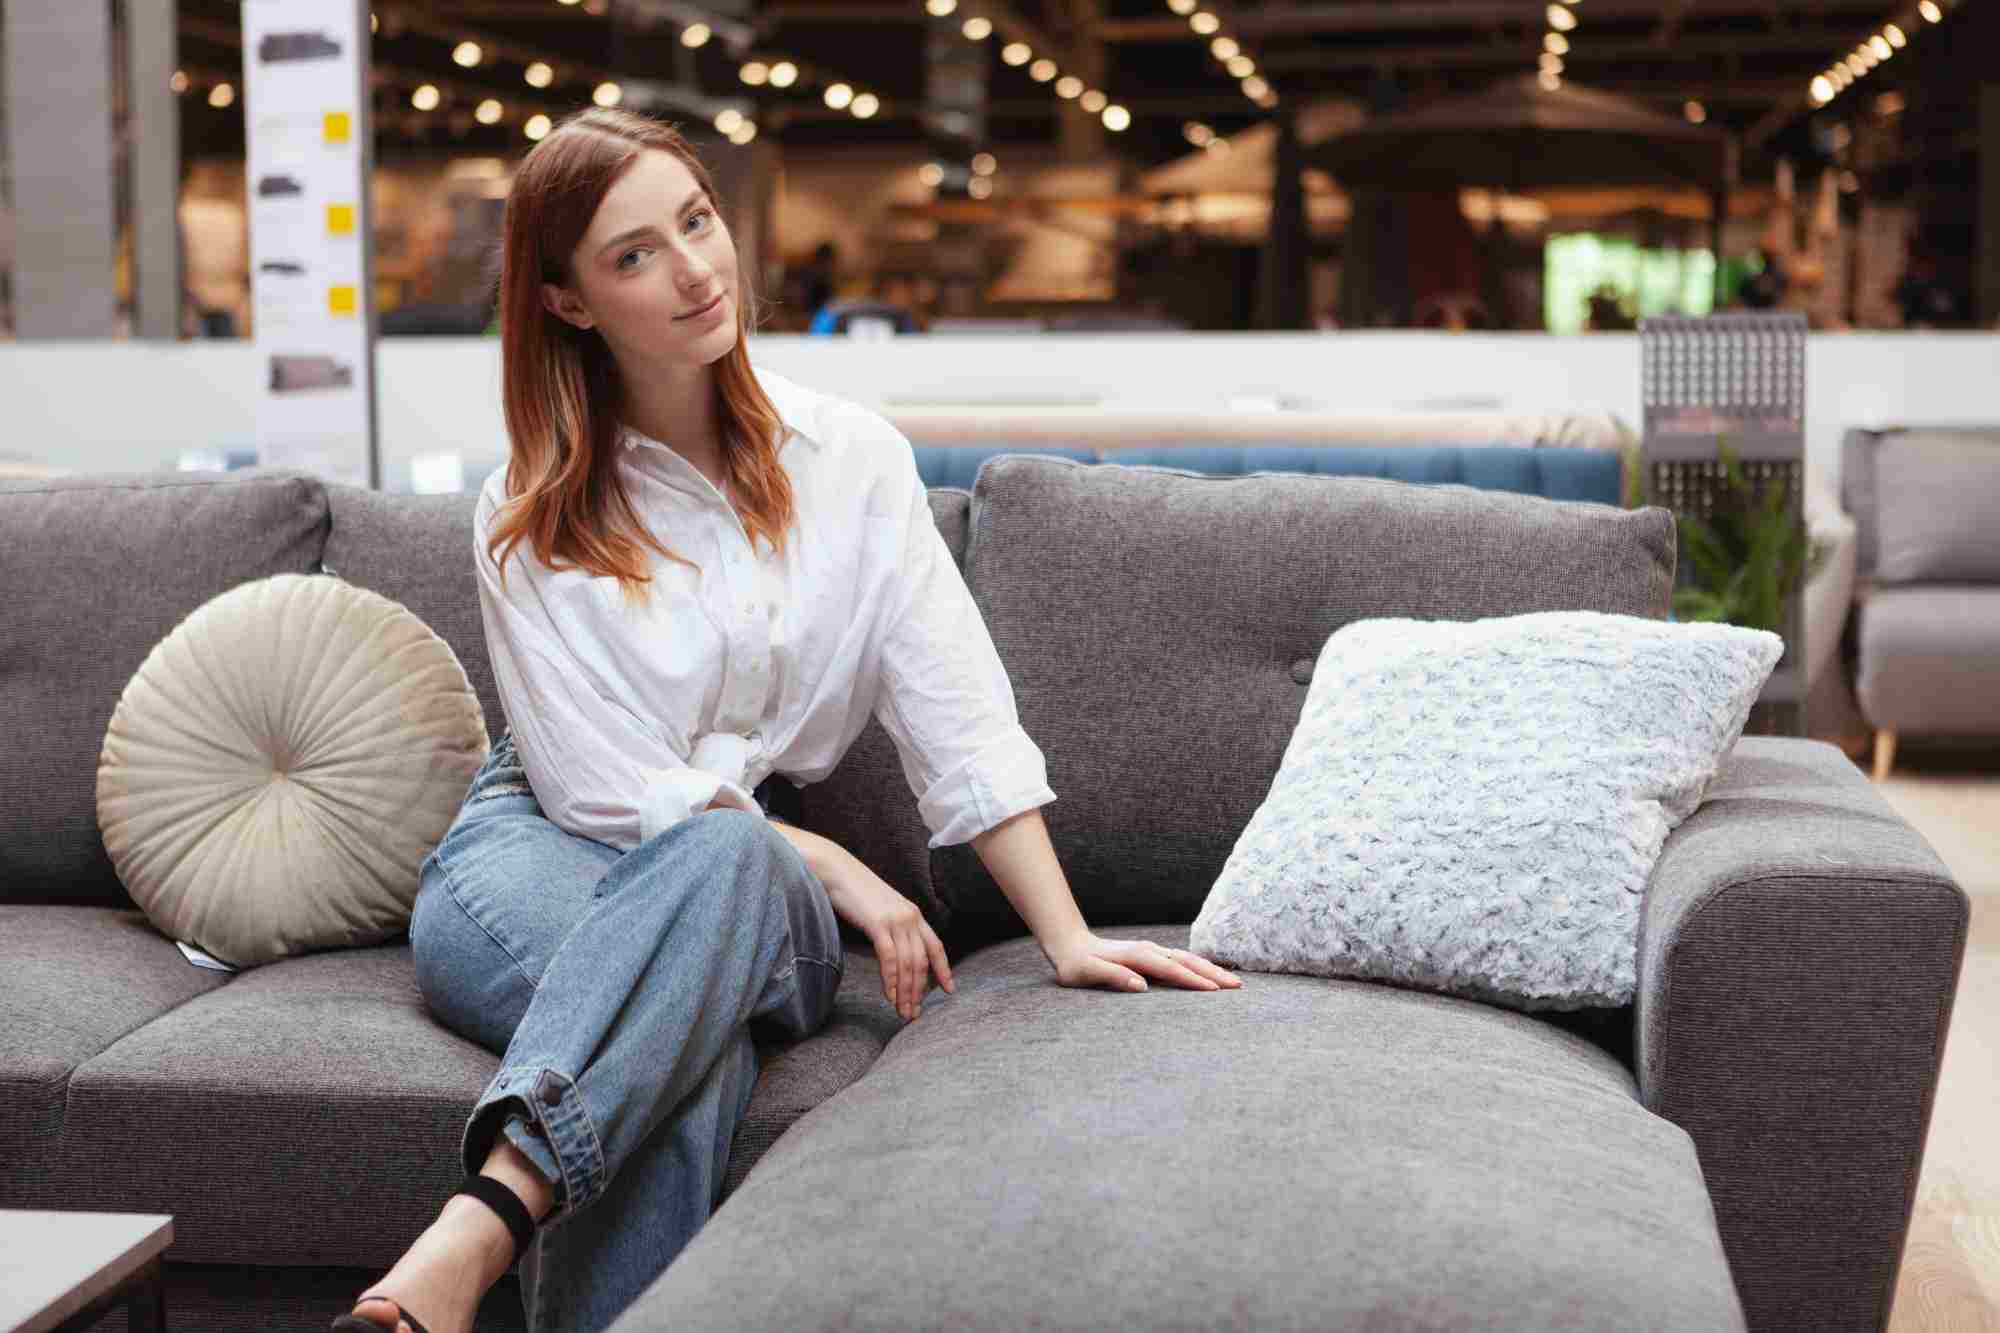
xmin=463 ymin=1064 xmax=606 ymax=1224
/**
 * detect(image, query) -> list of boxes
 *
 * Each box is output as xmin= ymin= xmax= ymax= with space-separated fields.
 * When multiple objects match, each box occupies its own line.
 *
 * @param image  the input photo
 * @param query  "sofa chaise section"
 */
xmin=612 ymin=922 xmax=1749 ymax=1332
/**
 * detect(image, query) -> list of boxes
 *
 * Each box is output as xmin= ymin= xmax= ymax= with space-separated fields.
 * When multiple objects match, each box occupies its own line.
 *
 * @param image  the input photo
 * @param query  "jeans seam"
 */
xmin=431 ymin=848 xmax=542 ymax=998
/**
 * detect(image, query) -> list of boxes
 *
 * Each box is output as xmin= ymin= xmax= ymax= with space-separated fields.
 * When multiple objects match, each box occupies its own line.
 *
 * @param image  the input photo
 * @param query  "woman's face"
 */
xmin=542 ymin=147 xmax=739 ymax=368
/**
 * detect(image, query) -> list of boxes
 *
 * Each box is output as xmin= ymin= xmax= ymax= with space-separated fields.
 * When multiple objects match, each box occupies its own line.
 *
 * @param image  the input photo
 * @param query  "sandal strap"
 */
xmin=456 ymin=1173 xmax=538 ymax=1260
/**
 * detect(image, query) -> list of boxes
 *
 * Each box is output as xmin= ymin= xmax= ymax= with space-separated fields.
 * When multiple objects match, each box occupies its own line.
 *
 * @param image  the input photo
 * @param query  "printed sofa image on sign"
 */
xmin=270 ymin=354 xmax=354 ymax=393
xmin=258 ymin=31 xmax=343 ymax=62
xmin=258 ymin=175 xmax=305 ymax=199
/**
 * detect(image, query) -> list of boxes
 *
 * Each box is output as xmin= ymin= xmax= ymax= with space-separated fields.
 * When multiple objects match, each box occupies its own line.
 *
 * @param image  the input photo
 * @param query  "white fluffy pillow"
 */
xmin=96 ymin=572 xmax=490 ymax=968
xmin=1188 ymin=610 xmax=1782 ymax=1012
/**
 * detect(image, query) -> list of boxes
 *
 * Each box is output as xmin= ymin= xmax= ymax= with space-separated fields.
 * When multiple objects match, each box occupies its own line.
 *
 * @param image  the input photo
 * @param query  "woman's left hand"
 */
xmin=1046 ymin=932 xmax=1244 ymax=993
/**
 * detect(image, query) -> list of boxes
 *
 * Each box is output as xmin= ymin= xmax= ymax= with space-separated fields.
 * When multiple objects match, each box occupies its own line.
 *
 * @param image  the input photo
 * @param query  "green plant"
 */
xmin=1671 ymin=438 xmax=1818 ymax=639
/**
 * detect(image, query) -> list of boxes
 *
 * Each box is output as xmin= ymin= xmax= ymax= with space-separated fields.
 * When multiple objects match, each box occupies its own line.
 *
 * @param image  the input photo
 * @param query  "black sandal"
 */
xmin=330 ymin=1174 xmax=542 ymax=1333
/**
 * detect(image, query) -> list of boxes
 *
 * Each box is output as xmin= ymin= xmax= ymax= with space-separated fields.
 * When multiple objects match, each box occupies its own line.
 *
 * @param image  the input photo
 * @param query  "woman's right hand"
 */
xmin=816 ymin=846 xmax=954 ymax=1023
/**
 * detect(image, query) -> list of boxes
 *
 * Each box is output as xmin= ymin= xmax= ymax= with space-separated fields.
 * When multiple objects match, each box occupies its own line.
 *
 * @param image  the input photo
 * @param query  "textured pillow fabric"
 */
xmin=96 ymin=572 xmax=490 ymax=968
xmin=1870 ymin=430 xmax=2000 ymax=583
xmin=1189 ymin=610 xmax=1782 ymax=1013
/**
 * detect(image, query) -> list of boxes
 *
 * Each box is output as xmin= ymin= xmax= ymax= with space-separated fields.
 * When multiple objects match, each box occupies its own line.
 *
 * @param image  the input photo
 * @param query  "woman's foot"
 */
xmin=345 ymin=1192 xmax=521 ymax=1333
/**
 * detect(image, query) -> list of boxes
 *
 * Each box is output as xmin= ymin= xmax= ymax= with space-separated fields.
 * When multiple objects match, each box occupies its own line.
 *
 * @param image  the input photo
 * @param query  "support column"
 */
xmin=125 ymin=0 xmax=182 ymax=339
xmin=3 ymin=1 xmax=118 ymax=337
xmin=1979 ymin=85 xmax=1999 ymax=328
xmin=924 ymin=15 xmax=988 ymax=317
xmin=1058 ymin=0 xmax=1106 ymax=165
xmin=1257 ymin=108 xmax=1308 ymax=329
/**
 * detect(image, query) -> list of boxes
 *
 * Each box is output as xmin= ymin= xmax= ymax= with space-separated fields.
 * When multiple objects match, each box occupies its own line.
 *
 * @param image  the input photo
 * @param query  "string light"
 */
xmin=1810 ymin=5 xmax=1951 ymax=107
xmin=1158 ymin=0 xmax=1278 ymax=111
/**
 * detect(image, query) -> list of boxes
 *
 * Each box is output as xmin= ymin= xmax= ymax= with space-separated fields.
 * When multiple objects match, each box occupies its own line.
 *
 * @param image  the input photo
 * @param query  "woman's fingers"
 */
xmin=903 ymin=925 xmax=924 ymax=1020
xmin=925 ymin=927 xmax=954 ymax=994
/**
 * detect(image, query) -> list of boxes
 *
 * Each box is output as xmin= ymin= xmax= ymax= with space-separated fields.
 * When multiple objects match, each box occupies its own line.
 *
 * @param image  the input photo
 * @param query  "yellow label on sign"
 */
xmin=323 ymin=111 xmax=351 ymax=144
xmin=326 ymin=203 xmax=355 ymax=235
xmin=328 ymin=284 xmax=357 ymax=315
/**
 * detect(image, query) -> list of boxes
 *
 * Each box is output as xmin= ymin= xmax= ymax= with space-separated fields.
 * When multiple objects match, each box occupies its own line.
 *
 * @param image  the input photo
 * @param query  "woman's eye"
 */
xmin=687 ymin=208 xmax=711 ymax=232
xmin=618 ymin=248 xmax=648 ymax=270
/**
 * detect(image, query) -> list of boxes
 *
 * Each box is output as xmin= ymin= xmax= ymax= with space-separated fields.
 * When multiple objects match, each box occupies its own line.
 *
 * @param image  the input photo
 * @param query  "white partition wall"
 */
xmin=0 ymin=333 xmax=1995 ymax=495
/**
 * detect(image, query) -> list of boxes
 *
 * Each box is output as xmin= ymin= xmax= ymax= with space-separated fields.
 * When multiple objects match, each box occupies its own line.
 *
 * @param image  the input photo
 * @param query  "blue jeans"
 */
xmin=409 ymin=727 xmax=845 ymax=1333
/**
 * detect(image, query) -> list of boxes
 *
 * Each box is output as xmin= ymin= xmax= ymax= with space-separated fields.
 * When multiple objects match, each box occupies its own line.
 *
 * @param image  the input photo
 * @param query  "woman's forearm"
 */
xmin=767 ymin=817 xmax=845 ymax=881
xmin=698 ymin=794 xmax=843 ymax=880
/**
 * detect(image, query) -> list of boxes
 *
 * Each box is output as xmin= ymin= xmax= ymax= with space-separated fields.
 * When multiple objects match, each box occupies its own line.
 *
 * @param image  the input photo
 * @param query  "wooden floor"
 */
xmin=1876 ymin=744 xmax=2000 ymax=1331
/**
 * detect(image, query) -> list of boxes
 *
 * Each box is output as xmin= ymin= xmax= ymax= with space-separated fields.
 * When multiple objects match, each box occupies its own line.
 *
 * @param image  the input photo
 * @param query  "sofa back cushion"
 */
xmin=319 ymin=481 xmax=505 ymax=742
xmin=0 ymin=468 xmax=328 ymax=908
xmin=1842 ymin=425 xmax=2000 ymax=579
xmin=1870 ymin=430 xmax=2000 ymax=583
xmin=929 ymin=457 xmax=1676 ymax=956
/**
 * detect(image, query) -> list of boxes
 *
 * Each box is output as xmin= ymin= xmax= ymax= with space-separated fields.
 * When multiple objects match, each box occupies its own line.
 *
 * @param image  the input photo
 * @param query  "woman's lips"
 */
xmin=677 ymin=292 xmax=724 ymax=321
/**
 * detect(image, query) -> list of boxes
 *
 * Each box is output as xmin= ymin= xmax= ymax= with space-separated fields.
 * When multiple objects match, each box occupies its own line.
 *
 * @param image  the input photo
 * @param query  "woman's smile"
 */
xmin=676 ymin=290 xmax=726 ymax=324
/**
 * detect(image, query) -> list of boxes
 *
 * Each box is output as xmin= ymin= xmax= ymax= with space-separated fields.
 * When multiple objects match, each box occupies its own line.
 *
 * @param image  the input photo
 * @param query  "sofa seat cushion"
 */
xmin=618 ymin=924 xmax=1746 ymax=1333
xmin=0 ymin=906 xmax=232 ymax=1210
xmin=1857 ymin=585 xmax=2000 ymax=735
xmin=56 ymin=937 xmax=900 ymax=1268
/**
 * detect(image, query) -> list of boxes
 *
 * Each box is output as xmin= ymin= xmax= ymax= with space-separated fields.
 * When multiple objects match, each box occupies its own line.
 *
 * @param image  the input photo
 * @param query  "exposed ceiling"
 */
xmin=175 ymin=0 xmax=1982 ymax=180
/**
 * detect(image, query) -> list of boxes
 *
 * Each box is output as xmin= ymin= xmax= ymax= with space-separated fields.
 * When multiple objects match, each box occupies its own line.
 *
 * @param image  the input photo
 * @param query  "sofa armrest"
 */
xmin=1802 ymin=485 xmax=1858 ymax=698
xmin=1636 ymin=736 xmax=1969 ymax=1333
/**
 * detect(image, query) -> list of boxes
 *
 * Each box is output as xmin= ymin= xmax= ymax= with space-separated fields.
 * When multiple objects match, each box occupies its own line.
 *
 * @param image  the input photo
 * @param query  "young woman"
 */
xmin=335 ymin=107 xmax=1240 ymax=1333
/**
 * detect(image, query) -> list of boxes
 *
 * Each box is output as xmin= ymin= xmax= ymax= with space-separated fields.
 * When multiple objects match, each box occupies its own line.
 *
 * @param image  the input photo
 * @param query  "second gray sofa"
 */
xmin=1839 ymin=425 xmax=2000 ymax=776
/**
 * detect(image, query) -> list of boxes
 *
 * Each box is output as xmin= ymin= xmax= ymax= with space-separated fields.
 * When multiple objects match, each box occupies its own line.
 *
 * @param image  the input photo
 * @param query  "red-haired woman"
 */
xmin=334 ymin=107 xmax=1238 ymax=1333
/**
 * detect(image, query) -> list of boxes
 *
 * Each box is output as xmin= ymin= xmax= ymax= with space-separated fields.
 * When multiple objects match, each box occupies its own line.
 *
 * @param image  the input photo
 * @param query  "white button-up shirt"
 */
xmin=473 ymin=363 xmax=1057 ymax=855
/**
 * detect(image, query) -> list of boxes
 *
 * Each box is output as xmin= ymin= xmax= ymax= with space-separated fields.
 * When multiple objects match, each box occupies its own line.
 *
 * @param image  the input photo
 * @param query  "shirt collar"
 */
xmin=618 ymin=364 xmax=828 ymax=457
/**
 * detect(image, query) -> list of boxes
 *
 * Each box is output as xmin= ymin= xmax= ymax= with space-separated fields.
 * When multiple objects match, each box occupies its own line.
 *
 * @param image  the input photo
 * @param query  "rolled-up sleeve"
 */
xmin=868 ymin=436 xmax=1056 ymax=849
xmin=474 ymin=494 xmax=758 ymax=854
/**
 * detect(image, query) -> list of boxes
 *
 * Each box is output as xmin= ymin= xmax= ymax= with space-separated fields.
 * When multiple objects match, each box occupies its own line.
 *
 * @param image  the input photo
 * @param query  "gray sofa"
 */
xmin=1839 ymin=426 xmax=2000 ymax=777
xmin=2 ymin=459 xmax=1970 ymax=1333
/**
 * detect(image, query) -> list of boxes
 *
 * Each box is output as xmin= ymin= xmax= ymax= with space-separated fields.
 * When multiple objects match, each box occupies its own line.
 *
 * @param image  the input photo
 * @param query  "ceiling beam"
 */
xmin=1092 ymin=0 xmax=1895 ymax=41
xmin=1255 ymin=26 xmax=1906 ymax=72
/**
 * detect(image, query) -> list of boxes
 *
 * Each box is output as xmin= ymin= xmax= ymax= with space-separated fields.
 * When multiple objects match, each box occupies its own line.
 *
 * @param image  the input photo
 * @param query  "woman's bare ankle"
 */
xmin=438 ymin=1133 xmax=560 ymax=1286
xmin=481 ymin=1133 xmax=558 ymax=1222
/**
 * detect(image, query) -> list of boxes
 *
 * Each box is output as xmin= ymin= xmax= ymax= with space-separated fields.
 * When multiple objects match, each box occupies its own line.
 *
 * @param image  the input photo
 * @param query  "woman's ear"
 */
xmin=541 ymin=282 xmax=595 ymax=330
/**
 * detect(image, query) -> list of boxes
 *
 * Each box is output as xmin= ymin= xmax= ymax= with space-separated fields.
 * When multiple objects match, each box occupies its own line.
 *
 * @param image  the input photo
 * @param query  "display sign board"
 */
xmin=240 ymin=0 xmax=378 ymax=489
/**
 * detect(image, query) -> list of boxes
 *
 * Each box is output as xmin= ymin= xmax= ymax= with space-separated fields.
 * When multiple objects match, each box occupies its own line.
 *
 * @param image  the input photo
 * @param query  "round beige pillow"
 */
xmin=96 ymin=572 xmax=490 ymax=968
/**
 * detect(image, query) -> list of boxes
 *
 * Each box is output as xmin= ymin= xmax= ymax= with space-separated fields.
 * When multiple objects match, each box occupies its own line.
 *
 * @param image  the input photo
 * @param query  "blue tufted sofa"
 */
xmin=910 ymin=443 xmax=1625 ymax=506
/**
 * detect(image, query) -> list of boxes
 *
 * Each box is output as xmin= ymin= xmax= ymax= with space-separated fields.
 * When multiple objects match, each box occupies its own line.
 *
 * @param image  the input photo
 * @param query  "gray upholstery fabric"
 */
xmin=1842 ymin=424 xmax=2000 ymax=578
xmin=932 ymin=457 xmax=1676 ymax=956
xmin=1635 ymin=736 xmax=1968 ymax=1333
xmin=616 ymin=924 xmax=1746 ymax=1333
xmin=319 ymin=481 xmax=504 ymax=742
xmin=54 ymin=935 xmax=902 ymax=1268
xmin=0 ymin=906 xmax=231 ymax=1210
xmin=1840 ymin=428 xmax=1884 ymax=576
xmin=1870 ymin=430 xmax=2000 ymax=582
xmin=0 ymin=468 xmax=327 ymax=908
xmin=1857 ymin=586 xmax=2000 ymax=735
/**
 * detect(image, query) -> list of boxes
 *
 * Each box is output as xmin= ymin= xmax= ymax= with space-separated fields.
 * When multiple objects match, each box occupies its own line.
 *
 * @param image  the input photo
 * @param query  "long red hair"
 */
xmin=484 ymin=107 xmax=796 ymax=612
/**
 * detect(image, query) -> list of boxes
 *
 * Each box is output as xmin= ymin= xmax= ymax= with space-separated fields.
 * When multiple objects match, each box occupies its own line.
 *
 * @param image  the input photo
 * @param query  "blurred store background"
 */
xmin=1 ymin=0 xmax=1994 ymax=345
